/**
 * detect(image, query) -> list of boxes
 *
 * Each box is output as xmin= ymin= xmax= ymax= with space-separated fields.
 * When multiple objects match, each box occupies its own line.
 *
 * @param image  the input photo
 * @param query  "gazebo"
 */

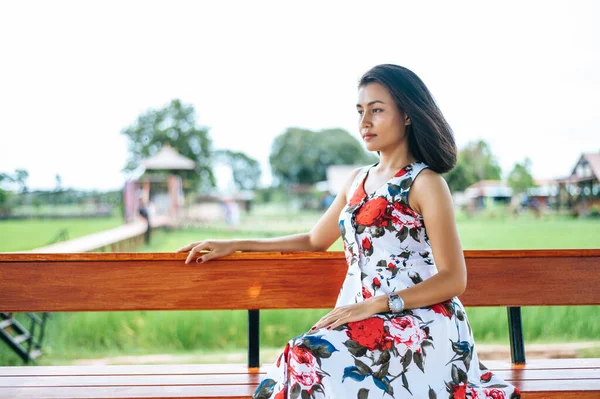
xmin=123 ymin=145 xmax=195 ymax=223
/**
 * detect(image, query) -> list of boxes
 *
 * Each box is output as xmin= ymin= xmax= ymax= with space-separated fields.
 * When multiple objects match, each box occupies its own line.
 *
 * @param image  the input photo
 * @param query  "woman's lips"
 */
xmin=363 ymin=134 xmax=377 ymax=141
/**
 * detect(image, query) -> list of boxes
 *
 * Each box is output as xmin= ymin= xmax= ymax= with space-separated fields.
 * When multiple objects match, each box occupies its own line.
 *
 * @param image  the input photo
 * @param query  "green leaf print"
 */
xmin=373 ymin=349 xmax=391 ymax=366
xmin=290 ymin=383 xmax=301 ymax=399
xmin=409 ymin=227 xmax=420 ymax=242
xmin=354 ymin=357 xmax=373 ymax=376
xmin=414 ymin=350 xmax=425 ymax=373
xmin=373 ymin=360 xmax=390 ymax=380
xmin=402 ymin=349 xmax=413 ymax=370
xmin=397 ymin=226 xmax=409 ymax=242
xmin=357 ymin=388 xmax=370 ymax=399
xmin=345 ymin=339 xmax=368 ymax=357
xmin=401 ymin=177 xmax=413 ymax=190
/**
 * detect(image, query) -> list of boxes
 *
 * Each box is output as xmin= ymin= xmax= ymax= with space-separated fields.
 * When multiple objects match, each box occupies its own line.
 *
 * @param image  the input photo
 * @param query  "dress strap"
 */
xmin=407 ymin=162 xmax=430 ymax=189
xmin=349 ymin=164 xmax=373 ymax=192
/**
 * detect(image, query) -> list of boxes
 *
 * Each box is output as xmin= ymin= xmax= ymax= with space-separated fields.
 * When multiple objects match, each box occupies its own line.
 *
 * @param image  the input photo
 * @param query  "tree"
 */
xmin=443 ymin=140 xmax=502 ymax=192
xmin=215 ymin=150 xmax=262 ymax=190
xmin=121 ymin=99 xmax=215 ymax=190
xmin=14 ymin=169 xmax=29 ymax=194
xmin=270 ymin=128 xmax=377 ymax=186
xmin=507 ymin=158 xmax=535 ymax=194
xmin=0 ymin=173 xmax=13 ymax=213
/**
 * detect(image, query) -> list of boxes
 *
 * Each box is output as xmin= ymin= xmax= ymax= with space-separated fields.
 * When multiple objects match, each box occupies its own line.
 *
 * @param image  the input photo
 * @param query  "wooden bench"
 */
xmin=0 ymin=250 xmax=599 ymax=398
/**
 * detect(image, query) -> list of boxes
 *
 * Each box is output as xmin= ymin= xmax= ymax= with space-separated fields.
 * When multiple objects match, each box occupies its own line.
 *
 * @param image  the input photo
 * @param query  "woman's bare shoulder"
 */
xmin=410 ymin=168 xmax=452 ymax=214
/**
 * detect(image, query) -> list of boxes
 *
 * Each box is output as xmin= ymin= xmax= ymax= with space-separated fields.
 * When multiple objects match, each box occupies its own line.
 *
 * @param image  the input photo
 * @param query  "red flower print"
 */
xmin=451 ymin=383 xmax=467 ymax=399
xmin=362 ymin=286 xmax=372 ymax=299
xmin=387 ymin=262 xmax=396 ymax=270
xmin=348 ymin=184 xmax=366 ymax=206
xmin=277 ymin=343 xmax=291 ymax=367
xmin=390 ymin=201 xmax=422 ymax=231
xmin=430 ymin=300 xmax=453 ymax=319
xmin=480 ymin=371 xmax=493 ymax=382
xmin=449 ymin=383 xmax=480 ymax=399
xmin=355 ymin=197 xmax=390 ymax=227
xmin=361 ymin=237 xmax=372 ymax=251
xmin=394 ymin=167 xmax=409 ymax=178
xmin=290 ymin=345 xmax=315 ymax=365
xmin=387 ymin=315 xmax=427 ymax=355
xmin=274 ymin=388 xmax=285 ymax=399
xmin=513 ymin=388 xmax=521 ymax=396
xmin=346 ymin=317 xmax=392 ymax=351
xmin=288 ymin=346 xmax=321 ymax=392
xmin=483 ymin=389 xmax=506 ymax=399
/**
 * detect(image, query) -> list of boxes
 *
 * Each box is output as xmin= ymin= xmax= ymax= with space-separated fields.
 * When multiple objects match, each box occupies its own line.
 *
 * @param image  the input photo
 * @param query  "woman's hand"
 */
xmin=310 ymin=297 xmax=387 ymax=331
xmin=176 ymin=240 xmax=237 ymax=264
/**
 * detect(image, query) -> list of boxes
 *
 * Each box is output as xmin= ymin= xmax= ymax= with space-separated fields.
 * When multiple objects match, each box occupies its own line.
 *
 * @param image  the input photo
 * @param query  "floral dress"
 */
xmin=253 ymin=162 xmax=521 ymax=399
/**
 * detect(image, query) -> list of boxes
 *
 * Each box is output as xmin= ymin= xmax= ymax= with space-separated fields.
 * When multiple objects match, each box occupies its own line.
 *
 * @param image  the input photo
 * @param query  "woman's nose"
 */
xmin=360 ymin=113 xmax=371 ymax=127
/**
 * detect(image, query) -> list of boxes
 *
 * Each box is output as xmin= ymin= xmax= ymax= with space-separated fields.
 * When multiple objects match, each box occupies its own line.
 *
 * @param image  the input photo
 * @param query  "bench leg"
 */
xmin=248 ymin=310 xmax=260 ymax=368
xmin=507 ymin=306 xmax=526 ymax=364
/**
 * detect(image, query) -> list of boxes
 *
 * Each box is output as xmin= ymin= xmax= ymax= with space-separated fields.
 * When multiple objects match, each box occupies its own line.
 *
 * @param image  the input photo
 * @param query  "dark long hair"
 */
xmin=359 ymin=64 xmax=457 ymax=173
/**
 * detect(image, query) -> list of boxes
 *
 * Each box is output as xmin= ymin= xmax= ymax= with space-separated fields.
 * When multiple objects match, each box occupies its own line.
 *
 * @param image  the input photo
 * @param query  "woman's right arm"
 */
xmin=177 ymin=167 xmax=363 ymax=264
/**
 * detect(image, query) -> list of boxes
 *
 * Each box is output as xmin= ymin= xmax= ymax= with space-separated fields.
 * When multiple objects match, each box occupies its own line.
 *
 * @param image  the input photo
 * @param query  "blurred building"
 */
xmin=556 ymin=151 xmax=600 ymax=215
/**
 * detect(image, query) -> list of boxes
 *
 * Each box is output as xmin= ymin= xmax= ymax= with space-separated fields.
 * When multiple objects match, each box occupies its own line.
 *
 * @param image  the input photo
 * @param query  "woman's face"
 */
xmin=356 ymin=82 xmax=410 ymax=152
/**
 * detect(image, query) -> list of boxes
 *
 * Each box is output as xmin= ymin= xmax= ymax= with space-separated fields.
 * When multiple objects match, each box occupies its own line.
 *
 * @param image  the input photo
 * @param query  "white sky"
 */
xmin=1 ymin=0 xmax=598 ymax=191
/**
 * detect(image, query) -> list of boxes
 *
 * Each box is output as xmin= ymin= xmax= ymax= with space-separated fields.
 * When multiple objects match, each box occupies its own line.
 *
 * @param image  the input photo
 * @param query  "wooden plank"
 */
xmin=0 ymin=379 xmax=599 ymax=399
xmin=0 ymin=364 xmax=266 ymax=376
xmin=3 ymin=369 xmax=599 ymax=388
xmin=0 ymin=250 xmax=599 ymax=312
xmin=0 ymin=374 xmax=264 ymax=387
xmin=1 ymin=359 xmax=598 ymax=377
xmin=483 ymin=358 xmax=600 ymax=370
xmin=0 ymin=385 xmax=257 ymax=399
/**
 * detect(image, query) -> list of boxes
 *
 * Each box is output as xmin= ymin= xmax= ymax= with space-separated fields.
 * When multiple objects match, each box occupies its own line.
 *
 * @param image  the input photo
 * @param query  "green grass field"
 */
xmin=0 ymin=216 xmax=123 ymax=252
xmin=0 ymin=205 xmax=598 ymax=366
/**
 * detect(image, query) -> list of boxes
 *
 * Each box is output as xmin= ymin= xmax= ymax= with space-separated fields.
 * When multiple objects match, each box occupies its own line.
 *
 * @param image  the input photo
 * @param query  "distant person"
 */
xmin=138 ymin=198 xmax=151 ymax=244
xmin=176 ymin=64 xmax=521 ymax=398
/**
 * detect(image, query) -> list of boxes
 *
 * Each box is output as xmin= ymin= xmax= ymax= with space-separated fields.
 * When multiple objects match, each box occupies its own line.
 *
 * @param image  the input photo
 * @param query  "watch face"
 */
xmin=391 ymin=298 xmax=403 ymax=310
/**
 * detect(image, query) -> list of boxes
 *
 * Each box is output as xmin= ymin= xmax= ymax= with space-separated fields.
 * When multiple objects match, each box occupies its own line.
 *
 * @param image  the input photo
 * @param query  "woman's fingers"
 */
xmin=311 ymin=310 xmax=339 ymax=330
xmin=176 ymin=241 xmax=201 ymax=253
xmin=185 ymin=242 xmax=209 ymax=264
xmin=327 ymin=317 xmax=350 ymax=331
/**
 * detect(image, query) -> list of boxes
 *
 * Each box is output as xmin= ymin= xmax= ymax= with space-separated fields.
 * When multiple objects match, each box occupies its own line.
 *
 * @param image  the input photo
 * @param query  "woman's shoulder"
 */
xmin=409 ymin=165 xmax=452 ymax=214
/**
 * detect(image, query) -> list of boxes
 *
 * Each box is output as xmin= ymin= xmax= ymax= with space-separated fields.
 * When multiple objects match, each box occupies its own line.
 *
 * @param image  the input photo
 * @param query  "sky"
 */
xmin=1 ymin=0 xmax=599 ymax=191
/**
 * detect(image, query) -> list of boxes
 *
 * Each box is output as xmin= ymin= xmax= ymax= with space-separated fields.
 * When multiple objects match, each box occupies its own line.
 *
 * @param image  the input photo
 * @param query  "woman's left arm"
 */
xmin=312 ymin=170 xmax=466 ymax=331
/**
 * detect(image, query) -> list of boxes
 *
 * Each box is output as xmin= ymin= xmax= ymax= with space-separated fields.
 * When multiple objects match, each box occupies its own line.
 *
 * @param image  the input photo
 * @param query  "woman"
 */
xmin=177 ymin=64 xmax=521 ymax=398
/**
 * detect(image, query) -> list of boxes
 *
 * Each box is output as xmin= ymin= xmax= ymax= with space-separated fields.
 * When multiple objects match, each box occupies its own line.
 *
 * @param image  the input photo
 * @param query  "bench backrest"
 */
xmin=1 ymin=250 xmax=599 ymax=312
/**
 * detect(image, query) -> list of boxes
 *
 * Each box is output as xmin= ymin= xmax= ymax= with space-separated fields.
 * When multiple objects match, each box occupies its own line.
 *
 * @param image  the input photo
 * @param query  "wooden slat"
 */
xmin=0 ymin=250 xmax=599 ymax=312
xmin=4 ymin=369 xmax=600 ymax=388
xmin=0 ymin=376 xmax=599 ymax=399
xmin=0 ymin=364 xmax=266 ymax=376
xmin=2 ymin=359 xmax=598 ymax=376
xmin=0 ymin=360 xmax=599 ymax=398
xmin=0 ymin=385 xmax=257 ymax=399
xmin=0 ymin=374 xmax=265 ymax=387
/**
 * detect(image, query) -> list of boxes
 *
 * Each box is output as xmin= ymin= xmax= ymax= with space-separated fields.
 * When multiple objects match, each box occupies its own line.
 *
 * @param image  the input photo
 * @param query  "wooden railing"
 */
xmin=1 ymin=249 xmax=599 ymax=367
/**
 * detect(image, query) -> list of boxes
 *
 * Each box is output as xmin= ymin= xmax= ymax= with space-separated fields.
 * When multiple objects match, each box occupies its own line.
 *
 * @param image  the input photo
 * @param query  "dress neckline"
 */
xmin=360 ymin=161 xmax=418 ymax=199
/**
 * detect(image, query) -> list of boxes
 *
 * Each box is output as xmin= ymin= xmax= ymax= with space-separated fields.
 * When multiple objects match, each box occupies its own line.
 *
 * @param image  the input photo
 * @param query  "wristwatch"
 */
xmin=387 ymin=292 xmax=405 ymax=313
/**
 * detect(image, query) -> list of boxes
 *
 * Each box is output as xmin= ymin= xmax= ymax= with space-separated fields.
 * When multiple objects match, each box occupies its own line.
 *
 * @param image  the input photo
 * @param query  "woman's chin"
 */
xmin=364 ymin=142 xmax=380 ymax=152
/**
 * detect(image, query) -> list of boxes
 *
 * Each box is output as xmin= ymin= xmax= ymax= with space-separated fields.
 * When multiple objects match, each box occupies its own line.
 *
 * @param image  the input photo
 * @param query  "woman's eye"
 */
xmin=373 ymin=108 xmax=383 ymax=113
xmin=357 ymin=110 xmax=363 ymax=115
